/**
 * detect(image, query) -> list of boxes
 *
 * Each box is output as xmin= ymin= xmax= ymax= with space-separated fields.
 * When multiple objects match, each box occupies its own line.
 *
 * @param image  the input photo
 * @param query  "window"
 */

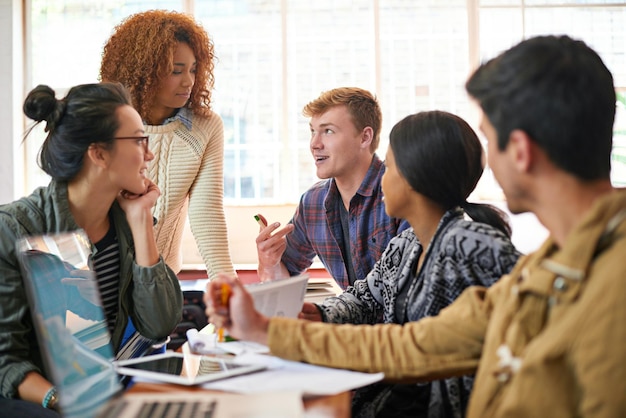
xmin=477 ymin=1 xmax=626 ymax=186
xmin=198 ymin=0 xmax=476 ymax=202
xmin=25 ymin=0 xmax=626 ymax=201
xmin=19 ymin=1 xmax=626 ymax=262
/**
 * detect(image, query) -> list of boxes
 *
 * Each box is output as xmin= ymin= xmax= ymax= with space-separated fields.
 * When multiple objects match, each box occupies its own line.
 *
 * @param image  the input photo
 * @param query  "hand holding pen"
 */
xmin=254 ymin=213 xmax=294 ymax=281
xmin=217 ymin=283 xmax=231 ymax=342
xmin=205 ymin=273 xmax=270 ymax=346
xmin=254 ymin=213 xmax=268 ymax=229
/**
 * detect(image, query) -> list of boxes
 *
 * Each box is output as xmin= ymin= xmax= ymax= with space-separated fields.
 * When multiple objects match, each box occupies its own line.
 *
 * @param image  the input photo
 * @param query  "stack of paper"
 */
xmin=245 ymin=274 xmax=309 ymax=317
xmin=305 ymin=277 xmax=343 ymax=304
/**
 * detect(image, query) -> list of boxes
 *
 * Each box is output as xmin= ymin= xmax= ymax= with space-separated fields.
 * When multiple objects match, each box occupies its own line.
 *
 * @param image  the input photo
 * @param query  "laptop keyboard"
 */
xmin=101 ymin=399 xmax=217 ymax=418
xmin=137 ymin=400 xmax=216 ymax=418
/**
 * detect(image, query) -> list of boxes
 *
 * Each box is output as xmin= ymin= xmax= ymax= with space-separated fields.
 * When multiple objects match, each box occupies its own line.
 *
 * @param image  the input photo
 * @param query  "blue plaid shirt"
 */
xmin=161 ymin=107 xmax=193 ymax=129
xmin=281 ymin=155 xmax=410 ymax=290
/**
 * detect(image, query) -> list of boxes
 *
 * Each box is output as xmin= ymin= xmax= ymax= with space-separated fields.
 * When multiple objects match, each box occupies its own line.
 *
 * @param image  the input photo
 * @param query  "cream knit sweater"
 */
xmin=146 ymin=111 xmax=234 ymax=276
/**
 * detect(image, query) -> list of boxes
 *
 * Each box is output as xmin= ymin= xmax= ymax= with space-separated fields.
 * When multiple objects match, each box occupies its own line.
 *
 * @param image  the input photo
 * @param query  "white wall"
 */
xmin=0 ymin=0 xmax=24 ymax=204
xmin=181 ymin=203 xmax=549 ymax=270
xmin=497 ymin=206 xmax=549 ymax=255
xmin=182 ymin=204 xmax=299 ymax=268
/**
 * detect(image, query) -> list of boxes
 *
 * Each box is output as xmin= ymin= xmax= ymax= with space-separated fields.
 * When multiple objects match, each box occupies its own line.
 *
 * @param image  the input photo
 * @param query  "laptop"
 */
xmin=16 ymin=230 xmax=274 ymax=418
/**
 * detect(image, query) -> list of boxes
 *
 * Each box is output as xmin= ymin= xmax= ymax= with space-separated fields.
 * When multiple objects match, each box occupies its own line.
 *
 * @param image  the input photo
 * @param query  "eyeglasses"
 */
xmin=113 ymin=136 xmax=150 ymax=152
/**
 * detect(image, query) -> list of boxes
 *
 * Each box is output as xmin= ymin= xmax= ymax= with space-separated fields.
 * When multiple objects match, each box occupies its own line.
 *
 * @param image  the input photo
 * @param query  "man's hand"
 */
xmin=255 ymin=213 xmax=294 ymax=281
xmin=205 ymin=273 xmax=271 ymax=345
xmin=299 ymin=302 xmax=323 ymax=321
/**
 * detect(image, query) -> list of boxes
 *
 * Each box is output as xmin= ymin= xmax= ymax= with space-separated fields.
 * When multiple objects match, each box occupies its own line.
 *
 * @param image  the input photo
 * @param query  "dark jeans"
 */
xmin=0 ymin=397 xmax=60 ymax=418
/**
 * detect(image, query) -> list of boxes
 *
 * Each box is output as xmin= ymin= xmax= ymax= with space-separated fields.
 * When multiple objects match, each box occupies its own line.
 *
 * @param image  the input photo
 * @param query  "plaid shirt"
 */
xmin=281 ymin=155 xmax=409 ymax=290
xmin=161 ymin=106 xmax=193 ymax=129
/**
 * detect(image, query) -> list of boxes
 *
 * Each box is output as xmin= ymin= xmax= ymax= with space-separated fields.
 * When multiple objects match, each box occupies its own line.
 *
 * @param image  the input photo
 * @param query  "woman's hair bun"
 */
xmin=23 ymin=84 xmax=66 ymax=132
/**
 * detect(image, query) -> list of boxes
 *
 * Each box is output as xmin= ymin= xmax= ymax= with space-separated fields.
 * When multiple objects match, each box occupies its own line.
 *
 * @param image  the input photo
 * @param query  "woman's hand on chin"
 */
xmin=117 ymin=180 xmax=160 ymax=222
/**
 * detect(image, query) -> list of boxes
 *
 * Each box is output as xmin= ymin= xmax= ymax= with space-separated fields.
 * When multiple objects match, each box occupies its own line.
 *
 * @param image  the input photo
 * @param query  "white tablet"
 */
xmin=114 ymin=352 xmax=266 ymax=386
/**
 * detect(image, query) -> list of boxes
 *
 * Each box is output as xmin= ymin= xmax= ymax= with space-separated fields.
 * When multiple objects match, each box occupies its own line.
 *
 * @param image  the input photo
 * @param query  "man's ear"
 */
xmin=86 ymin=143 xmax=109 ymax=169
xmin=361 ymin=126 xmax=374 ymax=150
xmin=508 ymin=129 xmax=533 ymax=173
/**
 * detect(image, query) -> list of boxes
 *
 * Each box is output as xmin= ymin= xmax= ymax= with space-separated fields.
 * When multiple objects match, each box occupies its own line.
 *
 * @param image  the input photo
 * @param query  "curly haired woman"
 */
xmin=100 ymin=10 xmax=234 ymax=276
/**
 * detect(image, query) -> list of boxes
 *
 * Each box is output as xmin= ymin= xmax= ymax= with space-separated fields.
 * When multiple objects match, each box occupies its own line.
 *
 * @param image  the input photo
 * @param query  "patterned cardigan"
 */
xmin=317 ymin=208 xmax=521 ymax=418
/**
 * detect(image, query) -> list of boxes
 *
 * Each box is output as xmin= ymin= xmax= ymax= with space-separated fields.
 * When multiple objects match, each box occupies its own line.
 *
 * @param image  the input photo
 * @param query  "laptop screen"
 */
xmin=17 ymin=230 xmax=122 ymax=418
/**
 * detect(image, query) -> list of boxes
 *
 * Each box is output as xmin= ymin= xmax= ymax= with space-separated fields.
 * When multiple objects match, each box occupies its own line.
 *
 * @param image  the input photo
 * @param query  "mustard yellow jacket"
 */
xmin=269 ymin=190 xmax=626 ymax=417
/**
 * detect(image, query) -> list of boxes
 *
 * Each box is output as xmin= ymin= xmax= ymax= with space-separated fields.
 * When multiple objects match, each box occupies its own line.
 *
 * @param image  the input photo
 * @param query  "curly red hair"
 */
xmin=99 ymin=10 xmax=215 ymax=123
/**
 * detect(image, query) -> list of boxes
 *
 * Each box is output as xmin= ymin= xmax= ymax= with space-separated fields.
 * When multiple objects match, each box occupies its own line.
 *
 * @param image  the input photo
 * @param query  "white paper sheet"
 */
xmin=202 ymin=352 xmax=384 ymax=396
xmin=245 ymin=274 xmax=309 ymax=318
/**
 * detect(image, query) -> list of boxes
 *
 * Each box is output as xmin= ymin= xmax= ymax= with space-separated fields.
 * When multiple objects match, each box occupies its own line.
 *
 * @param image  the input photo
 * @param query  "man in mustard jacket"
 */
xmin=207 ymin=35 xmax=626 ymax=418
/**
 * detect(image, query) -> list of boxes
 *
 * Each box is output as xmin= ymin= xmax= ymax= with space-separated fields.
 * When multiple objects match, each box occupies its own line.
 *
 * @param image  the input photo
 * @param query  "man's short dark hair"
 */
xmin=466 ymin=35 xmax=615 ymax=181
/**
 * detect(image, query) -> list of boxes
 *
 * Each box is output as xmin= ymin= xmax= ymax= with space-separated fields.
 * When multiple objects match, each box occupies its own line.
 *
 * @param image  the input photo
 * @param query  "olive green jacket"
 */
xmin=269 ymin=189 xmax=626 ymax=417
xmin=0 ymin=181 xmax=182 ymax=398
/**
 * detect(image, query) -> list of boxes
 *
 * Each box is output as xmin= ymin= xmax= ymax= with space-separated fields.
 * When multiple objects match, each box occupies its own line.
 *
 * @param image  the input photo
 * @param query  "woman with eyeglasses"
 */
xmin=0 ymin=83 xmax=182 ymax=417
xmin=100 ymin=10 xmax=234 ymax=277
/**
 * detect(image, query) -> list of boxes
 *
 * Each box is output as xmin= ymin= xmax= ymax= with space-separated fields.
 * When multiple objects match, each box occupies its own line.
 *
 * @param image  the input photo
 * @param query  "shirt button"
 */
xmin=553 ymin=276 xmax=567 ymax=291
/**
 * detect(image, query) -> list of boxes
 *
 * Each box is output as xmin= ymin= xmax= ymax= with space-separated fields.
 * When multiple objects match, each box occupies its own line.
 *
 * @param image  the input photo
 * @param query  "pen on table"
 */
xmin=254 ymin=214 xmax=267 ymax=228
xmin=217 ymin=283 xmax=231 ymax=343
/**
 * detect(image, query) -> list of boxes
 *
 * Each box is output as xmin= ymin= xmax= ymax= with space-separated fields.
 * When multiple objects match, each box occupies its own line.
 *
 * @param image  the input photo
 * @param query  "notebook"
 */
xmin=178 ymin=273 xmax=311 ymax=319
xmin=16 ymin=231 xmax=276 ymax=418
xmin=245 ymin=273 xmax=310 ymax=318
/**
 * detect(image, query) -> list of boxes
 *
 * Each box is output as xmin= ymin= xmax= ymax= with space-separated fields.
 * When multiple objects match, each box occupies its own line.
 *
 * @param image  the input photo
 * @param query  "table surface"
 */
xmin=173 ymin=270 xmax=349 ymax=416
xmin=127 ymin=381 xmax=351 ymax=418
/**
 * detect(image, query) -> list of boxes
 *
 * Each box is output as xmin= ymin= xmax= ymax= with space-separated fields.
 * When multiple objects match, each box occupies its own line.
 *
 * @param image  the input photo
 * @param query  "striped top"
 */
xmin=92 ymin=218 xmax=169 ymax=360
xmin=92 ymin=222 xmax=120 ymax=335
